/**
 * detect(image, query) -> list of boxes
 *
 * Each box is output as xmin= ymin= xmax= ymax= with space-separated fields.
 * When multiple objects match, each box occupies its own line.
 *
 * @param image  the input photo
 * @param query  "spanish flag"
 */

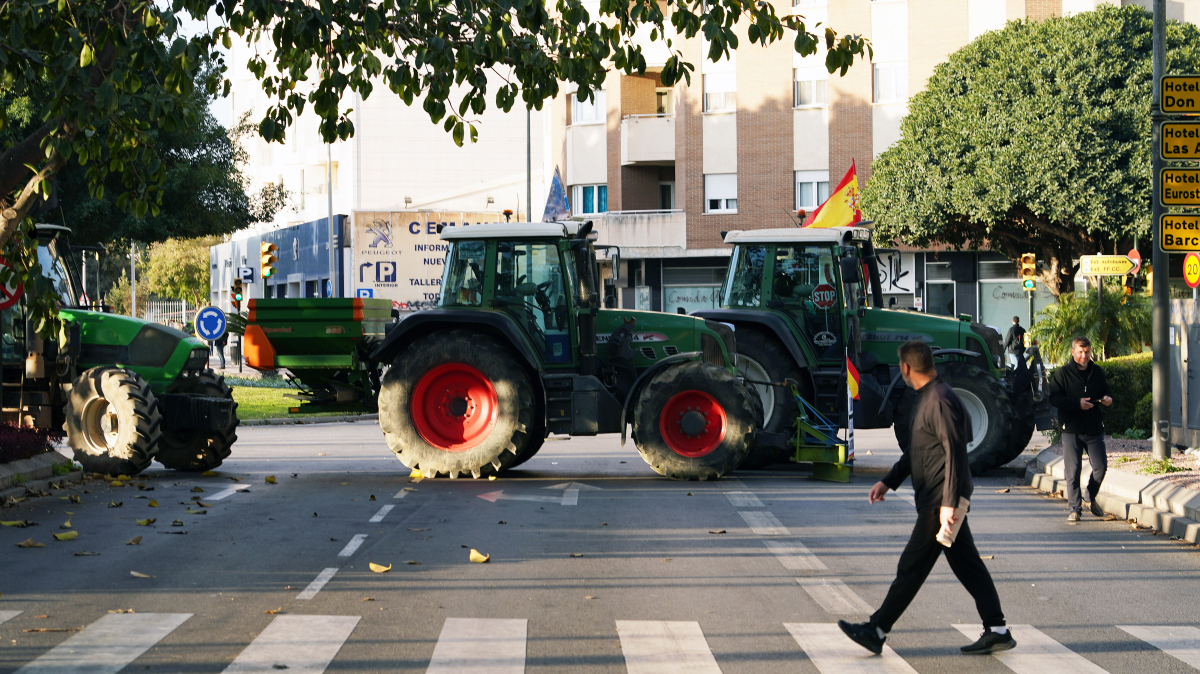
xmin=846 ymin=356 xmax=860 ymax=401
xmin=803 ymin=160 xmax=861 ymax=229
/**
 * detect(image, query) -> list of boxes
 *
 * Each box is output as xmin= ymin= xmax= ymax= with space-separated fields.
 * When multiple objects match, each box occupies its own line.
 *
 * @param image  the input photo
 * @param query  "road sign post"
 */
xmin=1154 ymin=0 xmax=1171 ymax=461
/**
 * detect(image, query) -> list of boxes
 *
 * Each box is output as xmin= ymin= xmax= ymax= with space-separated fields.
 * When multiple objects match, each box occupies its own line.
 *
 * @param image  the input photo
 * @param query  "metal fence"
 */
xmin=145 ymin=299 xmax=192 ymax=327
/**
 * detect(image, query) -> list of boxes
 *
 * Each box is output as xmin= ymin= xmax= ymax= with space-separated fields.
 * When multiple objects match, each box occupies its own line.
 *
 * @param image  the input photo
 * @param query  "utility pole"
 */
xmin=328 ymin=143 xmax=337 ymax=297
xmin=129 ymin=241 xmax=136 ymax=317
xmin=1152 ymin=0 xmax=1171 ymax=460
xmin=526 ymin=106 xmax=532 ymax=223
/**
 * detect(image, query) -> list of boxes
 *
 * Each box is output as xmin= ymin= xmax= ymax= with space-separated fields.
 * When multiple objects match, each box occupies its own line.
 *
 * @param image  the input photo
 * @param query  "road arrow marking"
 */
xmin=545 ymin=482 xmax=601 ymax=506
xmin=477 ymin=491 xmax=565 ymax=504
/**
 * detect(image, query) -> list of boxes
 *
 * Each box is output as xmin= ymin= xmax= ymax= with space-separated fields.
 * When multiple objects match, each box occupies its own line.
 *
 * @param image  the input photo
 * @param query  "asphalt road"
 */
xmin=1 ymin=422 xmax=1199 ymax=673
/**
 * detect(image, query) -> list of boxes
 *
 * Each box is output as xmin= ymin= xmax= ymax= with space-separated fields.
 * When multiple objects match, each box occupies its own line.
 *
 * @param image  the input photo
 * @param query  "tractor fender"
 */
xmin=619 ymin=352 xmax=702 ymax=446
xmin=370 ymin=310 xmax=544 ymax=378
xmin=689 ymin=309 xmax=810 ymax=370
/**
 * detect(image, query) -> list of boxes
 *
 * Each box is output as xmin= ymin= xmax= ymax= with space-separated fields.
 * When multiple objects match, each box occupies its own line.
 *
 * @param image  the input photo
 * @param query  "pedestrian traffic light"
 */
xmin=1019 ymin=253 xmax=1037 ymax=290
xmin=230 ymin=279 xmax=243 ymax=310
xmin=261 ymin=242 xmax=278 ymax=279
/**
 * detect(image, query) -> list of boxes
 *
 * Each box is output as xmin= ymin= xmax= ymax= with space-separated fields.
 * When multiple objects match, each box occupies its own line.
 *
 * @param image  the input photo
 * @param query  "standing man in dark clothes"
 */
xmin=839 ymin=340 xmax=1014 ymax=656
xmin=1004 ymin=316 xmax=1026 ymax=368
xmin=1047 ymin=336 xmax=1112 ymax=521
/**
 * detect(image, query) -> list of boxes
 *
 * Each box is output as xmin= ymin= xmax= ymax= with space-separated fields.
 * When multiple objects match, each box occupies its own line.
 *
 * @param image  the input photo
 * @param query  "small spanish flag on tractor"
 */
xmin=846 ymin=356 xmax=861 ymax=401
xmin=803 ymin=160 xmax=862 ymax=229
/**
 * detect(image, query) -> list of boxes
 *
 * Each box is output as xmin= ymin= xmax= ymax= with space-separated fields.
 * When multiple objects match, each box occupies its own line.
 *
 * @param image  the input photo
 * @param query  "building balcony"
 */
xmin=594 ymin=210 xmax=686 ymax=257
xmin=620 ymin=115 xmax=675 ymax=166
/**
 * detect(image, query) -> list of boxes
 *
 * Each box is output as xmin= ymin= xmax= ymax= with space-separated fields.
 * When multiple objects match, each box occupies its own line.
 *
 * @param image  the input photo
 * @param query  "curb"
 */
xmin=0 ymin=452 xmax=85 ymax=503
xmin=241 ymin=413 xmax=378 ymax=427
xmin=1026 ymin=448 xmax=1200 ymax=543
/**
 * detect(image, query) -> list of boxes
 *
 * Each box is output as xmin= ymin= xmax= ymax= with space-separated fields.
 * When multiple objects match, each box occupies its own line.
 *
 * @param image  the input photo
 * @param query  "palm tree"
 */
xmin=1029 ymin=278 xmax=1150 ymax=364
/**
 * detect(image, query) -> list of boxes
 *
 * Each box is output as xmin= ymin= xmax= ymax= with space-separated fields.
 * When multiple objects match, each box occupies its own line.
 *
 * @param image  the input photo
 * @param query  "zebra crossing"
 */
xmin=4 ymin=611 xmax=1199 ymax=673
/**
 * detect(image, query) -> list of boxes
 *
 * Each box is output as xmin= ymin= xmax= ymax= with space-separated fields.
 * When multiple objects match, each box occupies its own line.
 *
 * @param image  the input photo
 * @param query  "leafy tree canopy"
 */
xmin=141 ymin=235 xmax=220 ymax=307
xmin=861 ymin=5 xmax=1200 ymax=295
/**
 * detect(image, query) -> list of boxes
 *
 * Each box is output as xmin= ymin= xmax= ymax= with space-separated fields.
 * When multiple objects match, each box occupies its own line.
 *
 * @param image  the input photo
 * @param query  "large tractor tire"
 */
xmin=734 ymin=329 xmax=808 ymax=469
xmin=66 ymin=367 xmax=162 ymax=476
xmin=632 ymin=361 xmax=757 ymax=480
xmin=378 ymin=331 xmax=535 ymax=478
xmin=155 ymin=370 xmax=240 ymax=472
xmin=891 ymin=361 xmax=1014 ymax=476
xmin=993 ymin=393 xmax=1035 ymax=468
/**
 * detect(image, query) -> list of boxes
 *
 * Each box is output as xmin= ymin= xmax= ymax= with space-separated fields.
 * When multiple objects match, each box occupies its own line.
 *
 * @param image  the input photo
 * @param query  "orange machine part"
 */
xmin=352 ymin=297 xmax=363 ymax=321
xmin=242 ymin=324 xmax=276 ymax=370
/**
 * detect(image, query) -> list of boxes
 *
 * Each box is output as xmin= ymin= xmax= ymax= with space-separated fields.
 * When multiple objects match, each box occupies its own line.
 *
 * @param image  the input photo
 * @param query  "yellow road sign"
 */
xmin=1162 ymin=214 xmax=1200 ymax=251
xmin=1161 ymin=169 xmax=1200 ymax=206
xmin=1162 ymin=123 xmax=1200 ymax=159
xmin=1078 ymin=255 xmax=1137 ymax=276
xmin=1163 ymin=76 xmax=1200 ymax=114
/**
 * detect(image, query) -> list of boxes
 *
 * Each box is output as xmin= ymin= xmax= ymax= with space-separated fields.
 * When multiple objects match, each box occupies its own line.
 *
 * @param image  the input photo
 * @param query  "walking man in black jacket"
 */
xmin=1004 ymin=317 xmax=1026 ymax=368
xmin=1047 ymin=336 xmax=1112 ymax=521
xmin=839 ymin=340 xmax=1014 ymax=656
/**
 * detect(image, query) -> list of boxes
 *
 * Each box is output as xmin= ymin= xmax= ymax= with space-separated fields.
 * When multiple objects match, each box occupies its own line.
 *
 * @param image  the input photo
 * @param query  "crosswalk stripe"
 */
xmin=394 ymin=490 xmax=409 ymax=499
xmin=296 ymin=568 xmax=339 ymax=600
xmin=616 ymin=620 xmax=722 ymax=674
xmin=338 ymin=534 xmax=368 ymax=558
xmin=796 ymin=579 xmax=874 ymax=615
xmin=223 ymin=615 xmax=359 ymax=674
xmin=1117 ymin=625 xmax=1200 ymax=669
xmin=0 ymin=610 xmax=21 ymax=626
xmin=426 ymin=618 xmax=527 ymax=673
xmin=369 ymin=505 xmax=395 ymax=522
xmin=207 ymin=484 xmax=251 ymax=501
xmin=784 ymin=623 xmax=918 ymax=673
xmin=952 ymin=624 xmax=1109 ymax=674
xmin=14 ymin=612 xmax=191 ymax=674
xmin=890 ymin=488 xmax=915 ymax=505
xmin=726 ymin=492 xmax=764 ymax=507
xmin=763 ymin=540 xmax=827 ymax=571
xmin=739 ymin=511 xmax=789 ymax=536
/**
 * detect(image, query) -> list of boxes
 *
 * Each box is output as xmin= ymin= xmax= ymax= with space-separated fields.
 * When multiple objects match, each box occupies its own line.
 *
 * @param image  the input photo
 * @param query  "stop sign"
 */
xmin=812 ymin=284 xmax=837 ymax=309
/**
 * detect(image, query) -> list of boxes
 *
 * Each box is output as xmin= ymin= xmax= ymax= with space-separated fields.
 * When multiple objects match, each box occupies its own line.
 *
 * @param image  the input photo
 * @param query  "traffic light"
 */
xmin=1019 ymin=253 xmax=1037 ymax=291
xmin=230 ymin=279 xmax=244 ymax=310
xmin=260 ymin=242 xmax=278 ymax=279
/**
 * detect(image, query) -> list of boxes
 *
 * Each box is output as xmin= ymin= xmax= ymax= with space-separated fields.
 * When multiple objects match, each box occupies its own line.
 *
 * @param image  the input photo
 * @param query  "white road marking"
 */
xmin=890 ymin=488 xmax=915 ymax=505
xmin=739 ymin=511 xmax=789 ymax=536
xmin=295 ymin=568 xmax=339 ymax=601
xmin=207 ymin=484 xmax=251 ymax=501
xmin=0 ymin=610 xmax=21 ymax=625
xmin=953 ymin=624 xmax=1109 ymax=674
xmin=477 ymin=491 xmax=569 ymax=505
xmin=721 ymin=478 xmax=747 ymax=490
xmin=223 ymin=615 xmax=360 ymax=674
xmin=1117 ymin=625 xmax=1200 ymax=669
xmin=426 ymin=618 xmax=527 ymax=673
xmin=616 ymin=620 xmax=722 ymax=674
xmin=763 ymin=540 xmax=828 ymax=571
xmin=368 ymin=505 xmax=395 ymax=523
xmin=796 ymin=578 xmax=874 ymax=614
xmin=394 ymin=490 xmax=408 ymax=499
xmin=14 ymin=612 xmax=192 ymax=674
xmin=784 ymin=623 xmax=918 ymax=674
xmin=337 ymin=534 xmax=368 ymax=558
xmin=726 ymin=492 xmax=764 ymax=507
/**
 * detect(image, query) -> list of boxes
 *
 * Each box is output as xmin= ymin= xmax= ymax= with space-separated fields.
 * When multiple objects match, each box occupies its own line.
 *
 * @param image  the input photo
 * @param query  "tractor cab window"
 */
xmin=495 ymin=241 xmax=571 ymax=364
xmin=37 ymin=239 xmax=75 ymax=305
xmin=441 ymin=241 xmax=488 ymax=307
xmin=722 ymin=245 xmax=766 ymax=308
xmin=772 ymin=244 xmax=842 ymax=361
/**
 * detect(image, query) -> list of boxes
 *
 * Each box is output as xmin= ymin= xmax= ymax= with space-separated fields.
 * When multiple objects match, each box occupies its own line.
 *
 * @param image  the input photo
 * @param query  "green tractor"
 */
xmin=243 ymin=220 xmax=759 ymax=480
xmin=1 ymin=225 xmax=239 ymax=475
xmin=694 ymin=225 xmax=1048 ymax=475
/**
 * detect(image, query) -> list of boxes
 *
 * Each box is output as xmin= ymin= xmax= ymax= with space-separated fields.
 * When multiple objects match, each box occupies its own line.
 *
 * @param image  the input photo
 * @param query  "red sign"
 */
xmin=812 ymin=284 xmax=837 ymax=309
xmin=1185 ymin=252 xmax=1200 ymax=289
xmin=0 ymin=257 xmax=23 ymax=311
xmin=1128 ymin=248 xmax=1142 ymax=275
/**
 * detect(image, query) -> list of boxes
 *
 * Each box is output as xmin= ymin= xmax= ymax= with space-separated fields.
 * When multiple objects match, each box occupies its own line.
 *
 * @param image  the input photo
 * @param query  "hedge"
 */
xmin=1048 ymin=352 xmax=1151 ymax=434
xmin=0 ymin=424 xmax=57 ymax=464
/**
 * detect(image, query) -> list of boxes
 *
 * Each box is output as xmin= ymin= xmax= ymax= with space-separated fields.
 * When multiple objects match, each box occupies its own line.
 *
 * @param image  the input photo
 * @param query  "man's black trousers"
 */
xmin=1062 ymin=433 xmax=1106 ymax=513
xmin=870 ymin=506 xmax=1005 ymax=632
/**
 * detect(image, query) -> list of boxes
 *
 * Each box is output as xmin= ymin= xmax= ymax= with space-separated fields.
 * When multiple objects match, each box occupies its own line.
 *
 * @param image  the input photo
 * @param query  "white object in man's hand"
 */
xmin=939 ymin=505 xmax=957 ymax=530
xmin=868 ymin=481 xmax=889 ymax=504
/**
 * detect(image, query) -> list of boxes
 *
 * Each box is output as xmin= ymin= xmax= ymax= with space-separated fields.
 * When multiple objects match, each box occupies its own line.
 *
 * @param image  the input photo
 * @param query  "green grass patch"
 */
xmin=231 ymin=387 xmax=369 ymax=420
xmin=1137 ymin=458 xmax=1188 ymax=475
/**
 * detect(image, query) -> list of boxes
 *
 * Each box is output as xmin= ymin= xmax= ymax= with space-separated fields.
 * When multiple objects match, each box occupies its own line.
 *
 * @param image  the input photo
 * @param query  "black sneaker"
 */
xmin=1067 ymin=511 xmax=1080 ymax=522
xmin=1089 ymin=500 xmax=1105 ymax=518
xmin=961 ymin=629 xmax=1017 ymax=654
xmin=838 ymin=620 xmax=884 ymax=655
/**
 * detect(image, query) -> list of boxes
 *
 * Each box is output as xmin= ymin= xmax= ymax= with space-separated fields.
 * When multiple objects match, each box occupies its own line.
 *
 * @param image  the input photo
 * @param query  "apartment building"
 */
xmin=550 ymin=0 xmax=1164 ymax=333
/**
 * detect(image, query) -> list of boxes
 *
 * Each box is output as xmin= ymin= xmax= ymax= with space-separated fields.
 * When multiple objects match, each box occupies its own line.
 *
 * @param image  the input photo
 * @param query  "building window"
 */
xmin=656 ymin=89 xmax=674 ymax=115
xmin=793 ymin=70 xmax=828 ymax=107
xmin=572 ymin=184 xmax=608 ymax=215
xmin=659 ymin=183 xmax=675 ymax=210
xmin=705 ymin=173 xmax=737 ymax=213
xmin=571 ymin=90 xmax=606 ymax=125
xmin=795 ymin=171 xmax=830 ymax=211
xmin=874 ymin=62 xmax=908 ymax=103
xmin=704 ymin=72 xmax=736 ymax=112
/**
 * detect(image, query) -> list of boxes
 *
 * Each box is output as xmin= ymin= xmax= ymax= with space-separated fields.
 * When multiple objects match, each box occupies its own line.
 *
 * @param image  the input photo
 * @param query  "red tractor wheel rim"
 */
xmin=659 ymin=390 xmax=728 ymax=458
xmin=410 ymin=363 xmax=498 ymax=452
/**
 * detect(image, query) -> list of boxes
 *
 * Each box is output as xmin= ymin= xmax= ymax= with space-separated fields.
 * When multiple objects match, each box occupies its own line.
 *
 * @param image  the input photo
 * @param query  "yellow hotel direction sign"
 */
xmin=1078 ymin=255 xmax=1137 ymax=276
xmin=1162 ymin=214 xmax=1200 ymax=251
xmin=1162 ymin=122 xmax=1200 ymax=159
xmin=1163 ymin=75 xmax=1200 ymax=114
xmin=1161 ymin=168 xmax=1200 ymax=206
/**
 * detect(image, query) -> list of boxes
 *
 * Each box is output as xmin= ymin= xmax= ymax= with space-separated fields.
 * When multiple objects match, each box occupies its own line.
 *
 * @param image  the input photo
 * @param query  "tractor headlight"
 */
xmin=185 ymin=347 xmax=209 ymax=370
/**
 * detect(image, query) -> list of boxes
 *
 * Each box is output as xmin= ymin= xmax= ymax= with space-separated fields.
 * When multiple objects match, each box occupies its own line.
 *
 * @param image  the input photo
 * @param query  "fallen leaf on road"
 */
xmin=569 ymin=553 xmax=583 ymax=557
xmin=196 ymin=501 xmax=213 ymax=508
xmin=264 ymin=608 xmax=283 ymax=614
xmin=24 ymin=627 xmax=80 ymax=633
xmin=980 ymin=555 xmax=995 ymax=559
xmin=107 ymin=609 xmax=134 ymax=613
xmin=74 ymin=551 xmax=100 ymax=556
xmin=126 ymin=536 xmax=142 ymax=545
xmin=110 ymin=481 xmax=123 ymax=487
xmin=686 ymin=492 xmax=693 ymax=496
xmin=228 ymin=477 xmax=242 ymax=482
xmin=407 ymin=561 xmax=420 ymax=565
xmin=68 ymin=495 xmax=80 ymax=504
xmin=202 ymin=471 xmax=217 ymax=477
xmin=53 ymin=531 xmax=78 ymax=541
xmin=16 ymin=538 xmax=44 ymax=548
xmin=158 ymin=531 xmax=187 ymax=535
xmin=34 ymin=615 xmax=47 ymax=619
xmin=866 ymin=450 xmax=874 ymax=455
xmin=272 ymin=665 xmax=287 ymax=670
xmin=291 ymin=474 xmax=297 ymax=479
xmin=708 ymin=530 xmax=727 ymax=534
xmin=403 ymin=488 xmax=417 ymax=492
xmin=585 ymin=596 xmax=596 ymax=600
xmin=1 ymin=520 xmax=36 ymax=528
xmin=410 ymin=469 xmax=424 ymax=479
xmin=318 ymin=453 xmax=328 ymax=456
xmin=469 ymin=549 xmax=490 ymax=563
xmin=995 ymin=488 xmax=1010 ymax=494
xmin=117 ymin=475 xmax=131 ymax=481
xmin=60 ymin=513 xmax=72 ymax=529
xmin=130 ymin=571 xmax=154 ymax=579
xmin=171 ymin=519 xmax=184 ymax=527
xmin=186 ymin=509 xmax=207 ymax=515
xmin=488 ymin=475 xmax=497 ymax=481
xmin=108 ymin=501 xmax=122 ymax=508
xmin=498 ymin=521 xmax=506 ymax=525
xmin=265 ymin=476 xmax=277 ymax=484
xmin=407 ymin=528 xmax=429 ymax=532
xmin=361 ymin=598 xmax=375 ymax=601
xmin=369 ymin=563 xmax=392 ymax=573
xmin=662 ymin=559 xmax=671 ymax=563
xmin=191 ymin=487 xmax=205 ymax=493
xmin=136 ymin=519 xmax=156 ymax=526
xmin=369 ymin=495 xmax=376 ymax=501
xmin=148 ymin=500 xmax=158 ymax=507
